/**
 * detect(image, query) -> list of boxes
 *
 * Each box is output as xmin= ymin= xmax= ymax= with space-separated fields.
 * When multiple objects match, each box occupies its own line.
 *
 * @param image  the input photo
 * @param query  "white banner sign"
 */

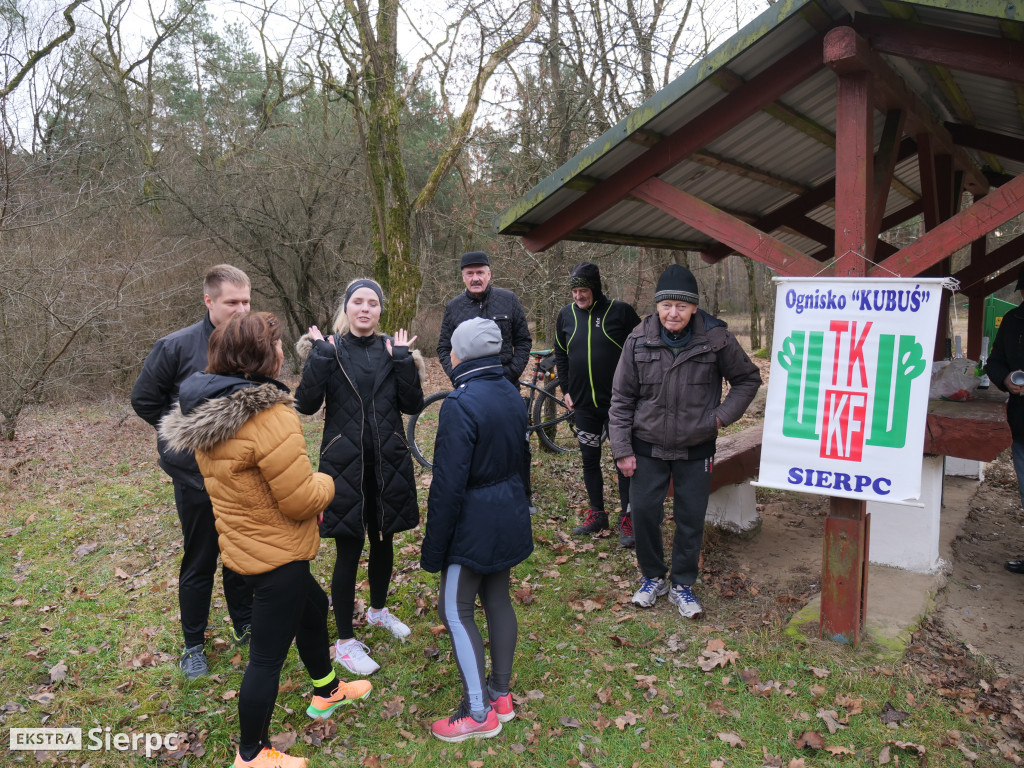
xmin=758 ymin=278 xmax=944 ymax=505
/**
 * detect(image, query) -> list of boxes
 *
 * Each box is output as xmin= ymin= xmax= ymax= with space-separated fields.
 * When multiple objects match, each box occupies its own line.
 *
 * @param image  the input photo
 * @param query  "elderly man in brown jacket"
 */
xmin=609 ymin=264 xmax=761 ymax=620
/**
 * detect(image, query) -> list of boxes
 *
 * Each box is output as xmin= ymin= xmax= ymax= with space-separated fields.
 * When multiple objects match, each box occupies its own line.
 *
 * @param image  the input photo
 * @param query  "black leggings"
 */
xmin=437 ymin=565 xmax=517 ymax=713
xmin=238 ymin=560 xmax=331 ymax=760
xmin=173 ymin=481 xmax=252 ymax=646
xmin=573 ymin=406 xmax=629 ymax=513
xmin=332 ymin=472 xmax=394 ymax=639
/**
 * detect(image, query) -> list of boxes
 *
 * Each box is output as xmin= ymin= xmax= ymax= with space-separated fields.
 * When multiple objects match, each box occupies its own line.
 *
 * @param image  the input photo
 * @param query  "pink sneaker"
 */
xmin=489 ymin=692 xmax=515 ymax=723
xmin=430 ymin=702 xmax=502 ymax=742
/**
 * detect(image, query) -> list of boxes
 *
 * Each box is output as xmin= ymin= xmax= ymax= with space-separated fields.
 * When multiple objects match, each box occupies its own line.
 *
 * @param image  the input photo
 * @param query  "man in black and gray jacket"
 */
xmin=437 ymin=252 xmax=532 ymax=385
xmin=437 ymin=251 xmax=534 ymax=511
xmin=555 ymin=262 xmax=640 ymax=545
xmin=130 ymin=264 xmax=254 ymax=678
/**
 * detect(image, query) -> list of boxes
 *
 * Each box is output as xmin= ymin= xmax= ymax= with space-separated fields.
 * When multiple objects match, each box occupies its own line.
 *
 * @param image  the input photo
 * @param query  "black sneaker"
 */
xmin=232 ymin=624 xmax=252 ymax=646
xmin=618 ymin=508 xmax=635 ymax=548
xmin=572 ymin=509 xmax=609 ymax=536
xmin=1006 ymin=558 xmax=1024 ymax=574
xmin=180 ymin=644 xmax=209 ymax=679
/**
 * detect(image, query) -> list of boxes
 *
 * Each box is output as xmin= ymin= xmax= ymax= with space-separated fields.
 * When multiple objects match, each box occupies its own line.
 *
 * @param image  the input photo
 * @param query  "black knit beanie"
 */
xmin=654 ymin=264 xmax=698 ymax=305
xmin=570 ymin=261 xmax=605 ymax=304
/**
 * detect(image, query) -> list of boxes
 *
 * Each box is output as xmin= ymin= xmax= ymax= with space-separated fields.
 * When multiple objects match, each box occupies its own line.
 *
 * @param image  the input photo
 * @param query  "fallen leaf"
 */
xmin=592 ymin=715 xmax=611 ymax=731
xmin=222 ymin=689 xmax=237 ymax=701
xmin=825 ymin=745 xmax=855 ymax=755
xmin=817 ymin=709 xmax=845 ymax=734
xmin=887 ymin=740 xmax=926 ymax=756
xmin=269 ymin=730 xmax=296 ymax=751
xmin=114 ymin=567 xmax=130 ymax=580
xmin=810 ymin=666 xmax=830 ymax=679
xmin=74 ymin=542 xmax=98 ymax=558
xmin=794 ymin=731 xmax=824 ymax=749
xmin=27 ymin=691 xmax=55 ymax=706
xmin=879 ymin=702 xmax=909 ymax=724
xmin=381 ymin=696 xmax=404 ymax=719
xmin=559 ymin=716 xmax=582 ymax=728
xmin=718 ymin=732 xmax=745 ymax=748
xmin=878 ymin=745 xmax=891 ymax=764
xmin=787 ymin=759 xmax=806 ymax=768
xmin=615 ymin=711 xmax=637 ymax=730
xmin=48 ymin=661 xmax=67 ymax=684
xmin=428 ymin=625 xmax=447 ymax=636
xmin=469 ymin=761 xmax=484 ymax=768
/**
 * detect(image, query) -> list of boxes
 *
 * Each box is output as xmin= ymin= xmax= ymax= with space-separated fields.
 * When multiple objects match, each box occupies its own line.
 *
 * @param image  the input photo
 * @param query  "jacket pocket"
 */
xmin=634 ymin=350 xmax=664 ymax=390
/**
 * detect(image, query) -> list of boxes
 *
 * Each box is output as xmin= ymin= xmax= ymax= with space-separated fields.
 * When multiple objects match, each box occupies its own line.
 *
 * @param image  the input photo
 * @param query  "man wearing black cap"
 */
xmin=984 ymin=269 xmax=1024 ymax=575
xmin=609 ymin=264 xmax=761 ymax=620
xmin=554 ymin=262 xmax=641 ymax=546
xmin=437 ymin=252 xmax=532 ymax=384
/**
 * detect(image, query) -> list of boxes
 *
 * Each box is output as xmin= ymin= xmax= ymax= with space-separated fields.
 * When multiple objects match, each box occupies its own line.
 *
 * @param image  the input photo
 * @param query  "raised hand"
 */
xmin=386 ymin=328 xmax=418 ymax=356
xmin=308 ymin=325 xmax=335 ymax=346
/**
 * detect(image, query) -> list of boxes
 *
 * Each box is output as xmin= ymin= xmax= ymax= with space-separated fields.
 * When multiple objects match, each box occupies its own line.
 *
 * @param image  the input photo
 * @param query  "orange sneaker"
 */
xmin=306 ymin=679 xmax=373 ymax=719
xmin=430 ymin=701 xmax=502 ymax=742
xmin=233 ymin=746 xmax=307 ymax=767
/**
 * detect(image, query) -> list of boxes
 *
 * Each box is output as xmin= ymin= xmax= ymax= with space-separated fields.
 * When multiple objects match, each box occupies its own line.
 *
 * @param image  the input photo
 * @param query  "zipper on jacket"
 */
xmin=333 ymin=338 xmax=367 ymax=537
xmin=586 ymin=307 xmax=598 ymax=407
xmin=366 ymin=342 xmax=386 ymax=543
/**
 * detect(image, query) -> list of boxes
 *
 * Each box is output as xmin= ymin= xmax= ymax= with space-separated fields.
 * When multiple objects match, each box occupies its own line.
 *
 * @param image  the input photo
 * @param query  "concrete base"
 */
xmin=867 ymin=455 xmax=944 ymax=573
xmin=945 ymin=456 xmax=985 ymax=481
xmin=706 ymin=482 xmax=760 ymax=535
xmin=784 ymin=477 xmax=974 ymax=659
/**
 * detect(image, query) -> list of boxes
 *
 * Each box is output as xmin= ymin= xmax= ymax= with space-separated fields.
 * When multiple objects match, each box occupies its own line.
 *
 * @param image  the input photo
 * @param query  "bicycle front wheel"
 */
xmin=406 ymin=390 xmax=450 ymax=469
xmin=530 ymin=379 xmax=577 ymax=454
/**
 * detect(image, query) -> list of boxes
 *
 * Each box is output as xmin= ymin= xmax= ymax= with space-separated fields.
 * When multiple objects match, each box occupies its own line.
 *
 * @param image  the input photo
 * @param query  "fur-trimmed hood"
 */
xmin=159 ymin=375 xmax=293 ymax=454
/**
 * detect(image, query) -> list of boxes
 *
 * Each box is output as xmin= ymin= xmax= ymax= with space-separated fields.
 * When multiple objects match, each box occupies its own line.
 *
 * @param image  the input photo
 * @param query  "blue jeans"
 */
xmin=1012 ymin=440 xmax=1024 ymax=508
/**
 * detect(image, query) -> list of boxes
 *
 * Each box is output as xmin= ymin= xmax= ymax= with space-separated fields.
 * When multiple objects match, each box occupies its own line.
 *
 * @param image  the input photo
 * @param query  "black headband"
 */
xmin=344 ymin=279 xmax=384 ymax=310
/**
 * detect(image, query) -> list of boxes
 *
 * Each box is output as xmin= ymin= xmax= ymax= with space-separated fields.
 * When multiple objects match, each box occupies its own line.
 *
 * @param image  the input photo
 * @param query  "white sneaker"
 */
xmin=334 ymin=638 xmax=380 ymax=675
xmin=631 ymin=576 xmax=669 ymax=608
xmin=668 ymin=584 xmax=704 ymax=619
xmin=366 ymin=607 xmax=411 ymax=639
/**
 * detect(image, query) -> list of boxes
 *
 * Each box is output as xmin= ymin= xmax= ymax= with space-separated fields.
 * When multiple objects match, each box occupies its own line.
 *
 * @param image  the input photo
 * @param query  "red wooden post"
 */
xmin=966 ymin=235 xmax=987 ymax=361
xmin=822 ymin=57 xmax=872 ymax=645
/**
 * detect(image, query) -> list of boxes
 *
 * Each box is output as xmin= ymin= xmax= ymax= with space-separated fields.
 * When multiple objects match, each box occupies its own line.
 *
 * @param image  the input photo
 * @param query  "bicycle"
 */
xmin=406 ymin=349 xmax=577 ymax=469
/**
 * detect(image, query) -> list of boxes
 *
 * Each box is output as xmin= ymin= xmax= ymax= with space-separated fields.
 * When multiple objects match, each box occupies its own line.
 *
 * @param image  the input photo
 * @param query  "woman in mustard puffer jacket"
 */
xmin=160 ymin=312 xmax=371 ymax=768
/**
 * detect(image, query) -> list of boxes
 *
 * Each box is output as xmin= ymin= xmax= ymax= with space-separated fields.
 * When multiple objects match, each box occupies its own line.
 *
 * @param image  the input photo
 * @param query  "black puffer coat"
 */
xmin=986 ymin=302 xmax=1024 ymax=440
xmin=294 ymin=334 xmax=424 ymax=539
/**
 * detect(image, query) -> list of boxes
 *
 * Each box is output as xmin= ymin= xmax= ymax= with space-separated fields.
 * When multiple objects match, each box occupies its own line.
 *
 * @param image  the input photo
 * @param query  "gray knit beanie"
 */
xmin=451 ymin=317 xmax=501 ymax=362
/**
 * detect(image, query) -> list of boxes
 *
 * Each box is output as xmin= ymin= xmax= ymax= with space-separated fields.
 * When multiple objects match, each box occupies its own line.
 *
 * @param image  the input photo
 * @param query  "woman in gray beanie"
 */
xmin=421 ymin=317 xmax=533 ymax=742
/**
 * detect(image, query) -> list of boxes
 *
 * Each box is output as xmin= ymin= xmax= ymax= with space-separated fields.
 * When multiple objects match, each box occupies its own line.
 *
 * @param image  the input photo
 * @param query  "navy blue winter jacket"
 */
xmin=421 ymin=355 xmax=533 ymax=574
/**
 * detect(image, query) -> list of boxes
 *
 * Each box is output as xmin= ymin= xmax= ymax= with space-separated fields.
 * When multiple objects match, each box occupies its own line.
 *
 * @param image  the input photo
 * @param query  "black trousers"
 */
xmin=573 ymin=405 xmax=629 ymax=513
xmin=331 ymin=470 xmax=394 ymax=640
xmin=630 ymin=454 xmax=713 ymax=586
xmin=173 ymin=481 xmax=252 ymax=647
xmin=238 ymin=560 xmax=332 ymax=760
xmin=438 ymin=565 xmax=517 ymax=713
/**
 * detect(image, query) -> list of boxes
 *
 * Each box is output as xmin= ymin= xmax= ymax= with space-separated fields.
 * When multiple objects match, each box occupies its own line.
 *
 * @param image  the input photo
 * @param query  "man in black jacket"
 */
xmin=555 ymin=262 xmax=641 ymax=546
xmin=437 ymin=252 xmax=532 ymax=384
xmin=985 ymin=268 xmax=1024 ymax=576
xmin=131 ymin=264 xmax=255 ymax=678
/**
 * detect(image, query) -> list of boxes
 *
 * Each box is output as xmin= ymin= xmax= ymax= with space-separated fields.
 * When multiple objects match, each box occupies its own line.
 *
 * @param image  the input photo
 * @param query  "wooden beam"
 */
xmin=833 ymin=69 xmax=873 ymax=273
xmin=520 ymin=35 xmax=827 ymax=253
xmin=967 ymin=235 xmax=986 ymax=359
xmin=854 ymin=14 xmax=1024 ymax=85
xmin=956 ymin=233 xmax=1024 ymax=294
xmin=711 ymin=67 xmax=837 ymax=149
xmin=631 ymin=177 xmax=822 ymax=276
xmin=917 ymin=134 xmax=942 ymax=231
xmin=823 ymin=26 xmax=989 ymax=196
xmin=925 ymin=400 xmax=1011 ymax=461
xmin=871 ymin=174 xmax=1024 ymax=278
xmin=869 ymin=110 xmax=905 ymax=244
xmin=945 ymin=124 xmax=1024 ymax=165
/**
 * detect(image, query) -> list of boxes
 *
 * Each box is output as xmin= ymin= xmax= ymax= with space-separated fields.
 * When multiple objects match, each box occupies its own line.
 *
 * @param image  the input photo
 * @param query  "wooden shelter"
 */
xmin=494 ymin=0 xmax=1024 ymax=643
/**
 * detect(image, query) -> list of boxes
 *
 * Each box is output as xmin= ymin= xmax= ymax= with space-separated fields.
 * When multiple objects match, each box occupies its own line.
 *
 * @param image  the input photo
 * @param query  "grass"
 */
xmin=1 ymin=401 xmax=1021 ymax=767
